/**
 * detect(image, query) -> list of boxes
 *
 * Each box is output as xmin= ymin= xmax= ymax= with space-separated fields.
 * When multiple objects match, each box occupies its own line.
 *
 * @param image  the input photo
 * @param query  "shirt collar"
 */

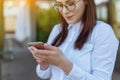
xmin=67 ymin=21 xmax=82 ymax=30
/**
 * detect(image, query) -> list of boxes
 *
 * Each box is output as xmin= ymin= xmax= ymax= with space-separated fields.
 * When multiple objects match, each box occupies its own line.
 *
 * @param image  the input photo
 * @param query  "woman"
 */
xmin=28 ymin=0 xmax=119 ymax=80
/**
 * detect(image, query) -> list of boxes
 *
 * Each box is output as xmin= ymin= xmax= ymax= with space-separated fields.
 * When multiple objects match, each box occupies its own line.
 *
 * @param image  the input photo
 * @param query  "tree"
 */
xmin=0 ymin=0 xmax=4 ymax=50
xmin=36 ymin=6 xmax=58 ymax=42
xmin=107 ymin=0 xmax=120 ymax=39
xmin=107 ymin=0 xmax=120 ymax=71
xmin=0 ymin=0 xmax=4 ymax=79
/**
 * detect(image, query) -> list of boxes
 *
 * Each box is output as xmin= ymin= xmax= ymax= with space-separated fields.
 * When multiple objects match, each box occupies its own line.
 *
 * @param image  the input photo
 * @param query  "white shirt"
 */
xmin=36 ymin=21 xmax=119 ymax=80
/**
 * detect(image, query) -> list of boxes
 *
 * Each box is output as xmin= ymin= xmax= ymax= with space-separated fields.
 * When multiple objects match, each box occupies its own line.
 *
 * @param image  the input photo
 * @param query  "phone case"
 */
xmin=28 ymin=42 xmax=44 ymax=49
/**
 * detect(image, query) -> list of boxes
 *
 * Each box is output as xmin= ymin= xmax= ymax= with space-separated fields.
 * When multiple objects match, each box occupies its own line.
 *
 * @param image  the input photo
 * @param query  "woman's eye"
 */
xmin=67 ymin=2 xmax=74 ymax=6
xmin=56 ymin=4 xmax=63 ymax=7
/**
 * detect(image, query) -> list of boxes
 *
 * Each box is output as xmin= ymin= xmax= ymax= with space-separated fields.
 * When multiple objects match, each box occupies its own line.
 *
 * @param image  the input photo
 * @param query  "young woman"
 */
xmin=28 ymin=0 xmax=119 ymax=80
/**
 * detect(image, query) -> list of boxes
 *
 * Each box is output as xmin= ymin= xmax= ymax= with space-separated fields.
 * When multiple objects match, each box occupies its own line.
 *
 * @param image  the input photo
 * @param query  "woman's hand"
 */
xmin=37 ymin=43 xmax=73 ymax=74
xmin=28 ymin=46 xmax=49 ymax=70
xmin=36 ymin=44 xmax=66 ymax=66
xmin=29 ymin=43 xmax=73 ymax=74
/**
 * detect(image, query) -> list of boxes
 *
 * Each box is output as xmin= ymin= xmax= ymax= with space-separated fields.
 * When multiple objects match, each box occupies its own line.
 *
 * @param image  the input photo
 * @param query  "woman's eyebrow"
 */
xmin=56 ymin=0 xmax=74 ymax=4
xmin=55 ymin=1 xmax=62 ymax=4
xmin=65 ymin=0 xmax=74 ymax=3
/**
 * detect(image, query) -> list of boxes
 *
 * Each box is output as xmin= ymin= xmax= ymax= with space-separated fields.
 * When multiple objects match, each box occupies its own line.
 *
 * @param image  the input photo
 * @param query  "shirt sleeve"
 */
xmin=47 ymin=24 xmax=61 ymax=44
xmin=36 ymin=64 xmax=51 ymax=79
xmin=65 ymin=22 xmax=119 ymax=80
xmin=36 ymin=24 xmax=61 ymax=79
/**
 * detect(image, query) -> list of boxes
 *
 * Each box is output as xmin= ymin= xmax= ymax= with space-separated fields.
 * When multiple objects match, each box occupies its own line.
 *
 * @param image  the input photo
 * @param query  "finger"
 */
xmin=28 ymin=47 xmax=36 ymax=56
xmin=43 ymin=43 xmax=57 ymax=51
xmin=28 ymin=46 xmax=38 ymax=52
xmin=33 ymin=53 xmax=38 ymax=59
xmin=36 ymin=60 xmax=43 ymax=64
xmin=28 ymin=47 xmax=34 ymax=53
xmin=35 ymin=54 xmax=48 ymax=60
xmin=29 ymin=46 xmax=50 ymax=55
xmin=28 ymin=46 xmax=40 ymax=59
xmin=36 ymin=58 xmax=47 ymax=64
xmin=36 ymin=59 xmax=43 ymax=63
xmin=36 ymin=49 xmax=53 ymax=56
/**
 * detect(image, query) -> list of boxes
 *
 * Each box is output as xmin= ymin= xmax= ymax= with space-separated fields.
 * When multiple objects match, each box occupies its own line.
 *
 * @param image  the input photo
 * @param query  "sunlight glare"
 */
xmin=36 ymin=2 xmax=50 ymax=10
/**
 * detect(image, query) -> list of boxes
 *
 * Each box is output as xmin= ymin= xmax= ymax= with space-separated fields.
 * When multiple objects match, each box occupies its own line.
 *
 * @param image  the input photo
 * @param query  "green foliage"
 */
xmin=107 ymin=0 xmax=120 ymax=39
xmin=36 ymin=5 xmax=58 ymax=42
xmin=0 ymin=0 xmax=4 ymax=51
xmin=0 ymin=0 xmax=4 ymax=79
xmin=98 ymin=18 xmax=107 ymax=23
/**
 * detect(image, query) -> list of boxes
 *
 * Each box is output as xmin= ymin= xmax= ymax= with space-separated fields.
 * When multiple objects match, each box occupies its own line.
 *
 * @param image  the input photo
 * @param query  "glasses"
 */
xmin=53 ymin=0 xmax=81 ymax=12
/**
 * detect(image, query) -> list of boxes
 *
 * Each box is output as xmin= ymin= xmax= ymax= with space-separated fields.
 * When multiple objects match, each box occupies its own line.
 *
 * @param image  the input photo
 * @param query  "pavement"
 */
xmin=1 ymin=37 xmax=120 ymax=80
xmin=1 ymin=38 xmax=40 ymax=80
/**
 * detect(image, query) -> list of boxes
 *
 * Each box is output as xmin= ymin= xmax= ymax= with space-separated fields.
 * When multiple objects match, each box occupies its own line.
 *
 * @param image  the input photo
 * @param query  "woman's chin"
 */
xmin=66 ymin=20 xmax=77 ymax=24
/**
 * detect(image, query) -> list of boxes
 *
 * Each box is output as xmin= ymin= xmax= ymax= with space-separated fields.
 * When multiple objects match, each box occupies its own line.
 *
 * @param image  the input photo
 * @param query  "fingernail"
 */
xmin=44 ymin=43 xmax=51 ymax=48
xmin=28 ymin=47 xmax=32 ymax=50
xmin=44 ymin=43 xmax=49 ymax=46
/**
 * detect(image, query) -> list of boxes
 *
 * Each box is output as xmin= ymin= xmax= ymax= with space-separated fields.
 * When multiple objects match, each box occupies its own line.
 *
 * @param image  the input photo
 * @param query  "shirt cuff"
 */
xmin=65 ymin=64 xmax=85 ymax=80
xmin=36 ymin=64 xmax=51 ymax=79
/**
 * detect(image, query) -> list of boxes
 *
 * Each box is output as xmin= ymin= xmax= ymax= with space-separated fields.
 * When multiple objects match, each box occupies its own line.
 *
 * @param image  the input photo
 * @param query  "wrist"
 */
xmin=40 ymin=64 xmax=49 ymax=70
xmin=59 ymin=58 xmax=73 ymax=75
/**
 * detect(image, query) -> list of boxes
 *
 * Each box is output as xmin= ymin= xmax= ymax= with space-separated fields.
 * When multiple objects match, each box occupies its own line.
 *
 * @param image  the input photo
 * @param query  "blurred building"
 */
xmin=4 ymin=0 xmax=36 ymax=43
xmin=4 ymin=0 xmax=18 ymax=33
xmin=96 ymin=0 xmax=120 ymax=23
xmin=116 ymin=0 xmax=120 ymax=23
xmin=4 ymin=0 xmax=54 ymax=43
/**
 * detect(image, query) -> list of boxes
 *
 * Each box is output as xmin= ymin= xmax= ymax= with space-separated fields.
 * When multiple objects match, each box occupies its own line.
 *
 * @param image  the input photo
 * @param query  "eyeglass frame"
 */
xmin=53 ymin=0 xmax=81 ymax=12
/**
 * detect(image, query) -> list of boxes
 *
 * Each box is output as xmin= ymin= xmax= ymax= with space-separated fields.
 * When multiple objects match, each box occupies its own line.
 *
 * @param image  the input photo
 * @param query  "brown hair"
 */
xmin=52 ymin=0 xmax=97 ymax=50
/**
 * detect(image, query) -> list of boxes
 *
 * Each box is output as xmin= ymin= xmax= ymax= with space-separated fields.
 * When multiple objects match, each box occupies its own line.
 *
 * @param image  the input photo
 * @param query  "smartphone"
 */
xmin=27 ymin=42 xmax=44 ymax=49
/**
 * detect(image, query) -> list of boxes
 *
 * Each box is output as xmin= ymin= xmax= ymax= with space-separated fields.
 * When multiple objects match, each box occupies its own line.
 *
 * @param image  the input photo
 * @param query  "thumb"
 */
xmin=28 ymin=46 xmax=38 ymax=51
xmin=44 ymin=43 xmax=56 ymax=50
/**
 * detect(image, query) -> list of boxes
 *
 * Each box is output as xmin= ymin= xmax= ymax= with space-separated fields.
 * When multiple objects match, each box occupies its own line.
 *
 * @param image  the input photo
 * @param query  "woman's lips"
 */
xmin=66 ymin=16 xmax=73 ymax=20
